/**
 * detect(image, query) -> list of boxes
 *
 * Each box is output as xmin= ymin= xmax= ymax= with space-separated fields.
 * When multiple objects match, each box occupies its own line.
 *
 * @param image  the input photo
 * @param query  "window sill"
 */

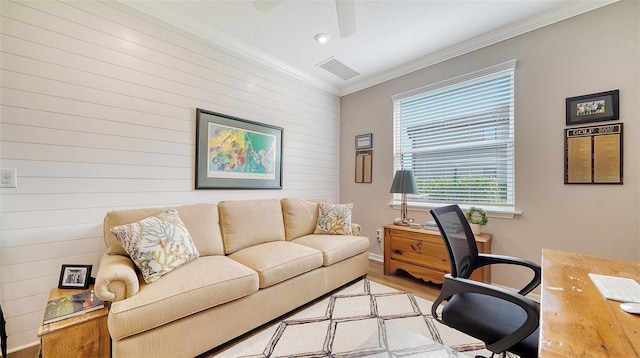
xmin=389 ymin=202 xmax=521 ymax=219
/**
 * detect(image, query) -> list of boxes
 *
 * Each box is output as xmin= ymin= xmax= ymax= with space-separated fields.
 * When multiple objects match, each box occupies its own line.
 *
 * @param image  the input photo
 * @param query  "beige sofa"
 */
xmin=94 ymin=198 xmax=370 ymax=357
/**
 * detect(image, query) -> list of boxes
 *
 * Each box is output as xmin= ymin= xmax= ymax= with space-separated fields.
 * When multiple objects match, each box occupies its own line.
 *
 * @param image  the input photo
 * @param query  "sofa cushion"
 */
xmin=229 ymin=241 xmax=323 ymax=288
xmin=314 ymin=202 xmax=354 ymax=235
xmin=292 ymin=234 xmax=370 ymax=266
xmin=219 ymin=199 xmax=286 ymax=254
xmin=104 ymin=203 xmax=224 ymax=257
xmin=281 ymin=198 xmax=319 ymax=241
xmin=107 ymin=256 xmax=259 ymax=340
xmin=110 ymin=209 xmax=200 ymax=283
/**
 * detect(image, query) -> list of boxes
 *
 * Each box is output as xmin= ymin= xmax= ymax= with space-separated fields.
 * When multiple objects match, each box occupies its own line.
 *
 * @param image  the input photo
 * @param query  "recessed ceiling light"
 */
xmin=314 ymin=33 xmax=330 ymax=44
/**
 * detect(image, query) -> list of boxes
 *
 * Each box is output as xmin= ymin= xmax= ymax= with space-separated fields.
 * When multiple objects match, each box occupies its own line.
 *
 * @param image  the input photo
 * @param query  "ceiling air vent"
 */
xmin=316 ymin=57 xmax=360 ymax=80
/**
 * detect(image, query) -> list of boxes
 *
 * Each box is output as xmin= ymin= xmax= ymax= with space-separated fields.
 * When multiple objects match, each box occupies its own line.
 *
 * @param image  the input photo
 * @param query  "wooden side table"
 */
xmin=384 ymin=224 xmax=492 ymax=284
xmin=37 ymin=286 xmax=110 ymax=358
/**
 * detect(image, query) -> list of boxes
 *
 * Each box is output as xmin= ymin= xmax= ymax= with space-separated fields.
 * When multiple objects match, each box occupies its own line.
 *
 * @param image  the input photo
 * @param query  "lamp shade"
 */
xmin=390 ymin=170 xmax=418 ymax=194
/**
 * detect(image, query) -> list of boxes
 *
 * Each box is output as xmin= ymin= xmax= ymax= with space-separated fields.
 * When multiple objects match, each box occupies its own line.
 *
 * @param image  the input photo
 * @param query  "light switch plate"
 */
xmin=1 ymin=168 xmax=17 ymax=188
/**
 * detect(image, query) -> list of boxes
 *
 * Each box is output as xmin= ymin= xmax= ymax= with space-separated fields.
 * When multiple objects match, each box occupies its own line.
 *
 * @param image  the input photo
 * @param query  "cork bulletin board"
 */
xmin=355 ymin=150 xmax=372 ymax=183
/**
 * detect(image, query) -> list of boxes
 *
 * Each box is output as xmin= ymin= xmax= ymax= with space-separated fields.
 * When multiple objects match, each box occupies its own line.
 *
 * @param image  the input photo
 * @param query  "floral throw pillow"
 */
xmin=111 ymin=209 xmax=200 ymax=283
xmin=314 ymin=203 xmax=353 ymax=235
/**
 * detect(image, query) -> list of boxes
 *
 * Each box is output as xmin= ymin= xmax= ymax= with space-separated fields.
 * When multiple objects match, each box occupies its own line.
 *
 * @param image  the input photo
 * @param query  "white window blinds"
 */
xmin=392 ymin=61 xmax=515 ymax=209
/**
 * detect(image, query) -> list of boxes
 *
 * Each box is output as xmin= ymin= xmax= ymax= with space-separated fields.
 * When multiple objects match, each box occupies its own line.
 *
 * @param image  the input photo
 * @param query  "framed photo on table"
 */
xmin=58 ymin=264 xmax=92 ymax=289
xmin=566 ymin=90 xmax=619 ymax=126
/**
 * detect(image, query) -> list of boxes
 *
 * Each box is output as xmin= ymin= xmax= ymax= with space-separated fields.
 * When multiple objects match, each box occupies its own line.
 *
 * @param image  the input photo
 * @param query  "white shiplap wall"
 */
xmin=0 ymin=0 xmax=340 ymax=351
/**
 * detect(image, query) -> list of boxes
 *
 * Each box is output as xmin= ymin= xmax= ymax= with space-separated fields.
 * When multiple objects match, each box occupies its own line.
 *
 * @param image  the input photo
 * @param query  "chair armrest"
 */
xmin=94 ymin=253 xmax=140 ymax=302
xmin=432 ymin=274 xmax=539 ymax=354
xmin=476 ymin=254 xmax=541 ymax=295
xmin=351 ymin=223 xmax=361 ymax=236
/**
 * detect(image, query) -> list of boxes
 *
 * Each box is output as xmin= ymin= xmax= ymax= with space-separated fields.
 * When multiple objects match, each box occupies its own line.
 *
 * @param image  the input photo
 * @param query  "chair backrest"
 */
xmin=430 ymin=205 xmax=479 ymax=279
xmin=0 ymin=303 xmax=6 ymax=358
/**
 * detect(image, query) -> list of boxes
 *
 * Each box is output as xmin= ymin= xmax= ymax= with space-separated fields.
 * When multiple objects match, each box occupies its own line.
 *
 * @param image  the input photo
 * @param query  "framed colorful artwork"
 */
xmin=195 ymin=108 xmax=283 ymax=189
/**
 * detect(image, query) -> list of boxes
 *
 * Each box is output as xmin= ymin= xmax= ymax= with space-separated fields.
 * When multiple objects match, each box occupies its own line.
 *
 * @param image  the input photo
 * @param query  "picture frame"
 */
xmin=58 ymin=264 xmax=92 ymax=289
xmin=195 ymin=108 xmax=283 ymax=189
xmin=355 ymin=150 xmax=372 ymax=183
xmin=355 ymin=133 xmax=372 ymax=150
xmin=566 ymin=89 xmax=619 ymax=126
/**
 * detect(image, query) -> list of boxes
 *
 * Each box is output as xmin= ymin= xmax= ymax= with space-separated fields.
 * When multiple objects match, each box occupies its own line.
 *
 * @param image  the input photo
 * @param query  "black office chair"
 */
xmin=0 ymin=304 xmax=6 ymax=358
xmin=430 ymin=205 xmax=541 ymax=358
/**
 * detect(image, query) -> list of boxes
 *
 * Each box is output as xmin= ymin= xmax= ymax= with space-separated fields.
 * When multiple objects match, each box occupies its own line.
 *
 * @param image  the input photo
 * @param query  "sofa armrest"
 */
xmin=95 ymin=252 xmax=140 ymax=302
xmin=351 ymin=223 xmax=361 ymax=236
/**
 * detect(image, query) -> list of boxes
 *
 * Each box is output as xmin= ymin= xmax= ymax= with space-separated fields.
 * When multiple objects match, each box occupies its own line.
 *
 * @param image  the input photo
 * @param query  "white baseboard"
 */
xmin=7 ymin=341 xmax=40 ymax=355
xmin=368 ymin=253 xmax=383 ymax=262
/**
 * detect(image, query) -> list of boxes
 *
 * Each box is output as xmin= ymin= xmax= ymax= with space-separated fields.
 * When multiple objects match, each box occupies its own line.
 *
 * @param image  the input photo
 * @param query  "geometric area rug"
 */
xmin=209 ymin=279 xmax=517 ymax=357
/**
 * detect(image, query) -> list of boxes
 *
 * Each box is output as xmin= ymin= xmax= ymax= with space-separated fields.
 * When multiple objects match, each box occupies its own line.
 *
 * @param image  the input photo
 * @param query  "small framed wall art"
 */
xmin=355 ymin=150 xmax=372 ymax=183
xmin=58 ymin=264 xmax=92 ymax=289
xmin=566 ymin=89 xmax=619 ymax=126
xmin=355 ymin=133 xmax=372 ymax=150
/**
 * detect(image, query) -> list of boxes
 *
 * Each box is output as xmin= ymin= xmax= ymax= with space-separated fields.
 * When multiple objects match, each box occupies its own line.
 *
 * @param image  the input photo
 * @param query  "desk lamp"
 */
xmin=390 ymin=170 xmax=418 ymax=226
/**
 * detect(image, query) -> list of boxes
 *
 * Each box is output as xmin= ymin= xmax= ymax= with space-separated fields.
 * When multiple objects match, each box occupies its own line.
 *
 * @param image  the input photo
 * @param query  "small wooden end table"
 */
xmin=384 ymin=224 xmax=492 ymax=284
xmin=37 ymin=285 xmax=110 ymax=358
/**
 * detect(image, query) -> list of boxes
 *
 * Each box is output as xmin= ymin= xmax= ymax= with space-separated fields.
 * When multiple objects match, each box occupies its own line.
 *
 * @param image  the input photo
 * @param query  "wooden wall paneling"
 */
xmin=9 ymin=0 xmax=334 ymax=124
xmin=4 ymin=251 xmax=102 ymax=282
xmin=1 ymin=293 xmax=49 ymax=321
xmin=0 ymin=105 xmax=194 ymax=145
xmin=108 ymin=2 xmax=339 ymax=123
xmin=0 ymin=88 xmax=194 ymax=134
xmin=1 ymin=124 xmax=192 ymax=158
xmin=2 ymin=276 xmax=55 ymax=303
xmin=2 ymin=238 xmax=104 ymax=266
xmin=0 ymin=0 xmax=340 ymax=351
xmin=2 ymin=224 xmax=103 ymax=248
xmin=77 ymin=1 xmax=339 ymax=110
xmin=0 ymin=141 xmax=193 ymax=169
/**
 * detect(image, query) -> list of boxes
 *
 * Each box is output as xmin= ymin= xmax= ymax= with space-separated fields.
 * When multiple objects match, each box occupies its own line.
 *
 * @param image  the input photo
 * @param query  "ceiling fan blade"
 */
xmin=335 ymin=0 xmax=356 ymax=38
xmin=253 ymin=0 xmax=283 ymax=12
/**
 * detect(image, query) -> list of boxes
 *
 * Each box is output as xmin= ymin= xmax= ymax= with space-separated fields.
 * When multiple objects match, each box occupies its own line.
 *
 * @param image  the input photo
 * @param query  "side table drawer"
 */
xmin=388 ymin=228 xmax=443 ymax=245
xmin=389 ymin=236 xmax=449 ymax=272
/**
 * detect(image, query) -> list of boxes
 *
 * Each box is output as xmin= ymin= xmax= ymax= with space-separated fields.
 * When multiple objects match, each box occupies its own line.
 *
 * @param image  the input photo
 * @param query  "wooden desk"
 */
xmin=540 ymin=249 xmax=640 ymax=357
xmin=37 ymin=286 xmax=110 ymax=358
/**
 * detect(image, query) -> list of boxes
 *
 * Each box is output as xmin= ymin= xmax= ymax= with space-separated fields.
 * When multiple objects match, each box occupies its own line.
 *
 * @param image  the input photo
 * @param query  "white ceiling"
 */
xmin=123 ymin=0 xmax=616 ymax=96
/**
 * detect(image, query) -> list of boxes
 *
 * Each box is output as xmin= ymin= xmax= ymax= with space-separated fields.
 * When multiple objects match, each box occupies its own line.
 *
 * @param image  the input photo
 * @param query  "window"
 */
xmin=392 ymin=61 xmax=516 ymax=211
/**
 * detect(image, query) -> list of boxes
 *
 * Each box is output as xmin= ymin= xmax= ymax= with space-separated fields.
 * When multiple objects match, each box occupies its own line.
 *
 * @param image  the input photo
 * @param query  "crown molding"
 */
xmin=118 ymin=0 xmax=618 ymax=98
xmin=118 ymin=0 xmax=341 ymax=95
xmin=338 ymin=0 xmax=619 ymax=96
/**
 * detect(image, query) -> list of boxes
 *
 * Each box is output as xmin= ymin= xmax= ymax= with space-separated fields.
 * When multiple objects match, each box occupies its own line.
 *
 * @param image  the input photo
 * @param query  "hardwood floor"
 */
xmin=6 ymin=345 xmax=39 ymax=358
xmin=10 ymin=259 xmax=441 ymax=358
xmin=367 ymin=258 xmax=442 ymax=301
